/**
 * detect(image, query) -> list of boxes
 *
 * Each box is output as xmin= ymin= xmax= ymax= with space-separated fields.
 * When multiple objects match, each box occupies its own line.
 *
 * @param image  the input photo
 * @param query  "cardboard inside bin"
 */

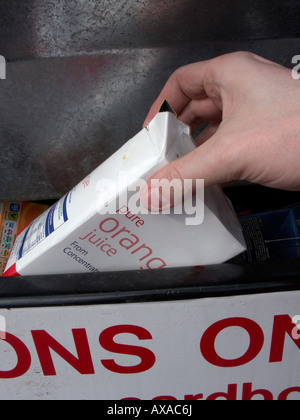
xmin=0 ymin=201 xmax=50 ymax=275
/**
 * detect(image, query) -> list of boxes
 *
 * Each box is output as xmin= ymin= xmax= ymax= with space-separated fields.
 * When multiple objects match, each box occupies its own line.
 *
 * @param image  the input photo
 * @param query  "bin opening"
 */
xmin=224 ymin=183 xmax=300 ymax=264
xmin=0 ymin=182 xmax=300 ymax=307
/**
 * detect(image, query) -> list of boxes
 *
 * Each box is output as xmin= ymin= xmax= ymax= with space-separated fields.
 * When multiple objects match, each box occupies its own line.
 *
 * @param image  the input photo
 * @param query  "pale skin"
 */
xmin=141 ymin=51 xmax=300 ymax=211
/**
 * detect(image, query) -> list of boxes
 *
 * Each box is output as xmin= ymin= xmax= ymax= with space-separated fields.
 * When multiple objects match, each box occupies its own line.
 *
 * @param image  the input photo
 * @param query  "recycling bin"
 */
xmin=0 ymin=0 xmax=300 ymax=401
xmin=0 ymin=256 xmax=300 ymax=400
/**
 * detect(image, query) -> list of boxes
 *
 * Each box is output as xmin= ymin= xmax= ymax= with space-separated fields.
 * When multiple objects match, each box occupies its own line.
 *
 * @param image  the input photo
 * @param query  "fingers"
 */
xmin=141 ymin=133 xmax=237 ymax=212
xmin=143 ymin=51 xmax=278 ymax=129
xmin=141 ymin=51 xmax=300 ymax=209
xmin=143 ymin=76 xmax=190 ymax=128
xmin=141 ymin=60 xmax=227 ymax=212
xmin=143 ymin=60 xmax=220 ymax=128
xmin=144 ymin=87 xmax=222 ymax=135
xmin=179 ymin=97 xmax=222 ymax=134
xmin=141 ymin=52 xmax=256 ymax=212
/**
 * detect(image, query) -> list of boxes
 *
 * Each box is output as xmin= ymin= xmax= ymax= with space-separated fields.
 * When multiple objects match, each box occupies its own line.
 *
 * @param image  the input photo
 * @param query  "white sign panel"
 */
xmin=0 ymin=290 xmax=300 ymax=400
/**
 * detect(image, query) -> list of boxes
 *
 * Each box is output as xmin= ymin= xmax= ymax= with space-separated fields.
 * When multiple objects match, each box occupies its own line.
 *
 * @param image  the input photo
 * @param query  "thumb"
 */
xmin=140 ymin=136 xmax=237 ymax=212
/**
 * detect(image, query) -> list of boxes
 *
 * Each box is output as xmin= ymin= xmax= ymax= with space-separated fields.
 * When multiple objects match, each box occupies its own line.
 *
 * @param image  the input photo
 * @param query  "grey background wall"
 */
xmin=0 ymin=0 xmax=299 ymax=200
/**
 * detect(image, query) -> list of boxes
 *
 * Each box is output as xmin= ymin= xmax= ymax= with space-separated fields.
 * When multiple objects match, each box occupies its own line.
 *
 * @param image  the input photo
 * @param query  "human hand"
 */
xmin=141 ymin=51 xmax=300 ymax=211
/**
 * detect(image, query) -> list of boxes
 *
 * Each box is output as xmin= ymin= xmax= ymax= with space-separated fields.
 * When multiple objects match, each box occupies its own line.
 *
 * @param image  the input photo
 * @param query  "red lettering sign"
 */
xmin=99 ymin=325 xmax=156 ymax=374
xmin=269 ymin=315 xmax=300 ymax=363
xmin=0 ymin=332 xmax=31 ymax=379
xmin=200 ymin=317 xmax=264 ymax=367
xmin=31 ymin=329 xmax=95 ymax=376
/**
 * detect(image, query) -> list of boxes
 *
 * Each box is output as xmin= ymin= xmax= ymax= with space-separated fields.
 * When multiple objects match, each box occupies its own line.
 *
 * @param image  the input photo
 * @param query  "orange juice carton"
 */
xmin=3 ymin=103 xmax=246 ymax=276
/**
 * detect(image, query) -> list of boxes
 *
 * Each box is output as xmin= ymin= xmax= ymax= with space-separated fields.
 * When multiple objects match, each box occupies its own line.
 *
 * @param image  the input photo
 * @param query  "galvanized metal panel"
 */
xmin=0 ymin=0 xmax=299 ymax=200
